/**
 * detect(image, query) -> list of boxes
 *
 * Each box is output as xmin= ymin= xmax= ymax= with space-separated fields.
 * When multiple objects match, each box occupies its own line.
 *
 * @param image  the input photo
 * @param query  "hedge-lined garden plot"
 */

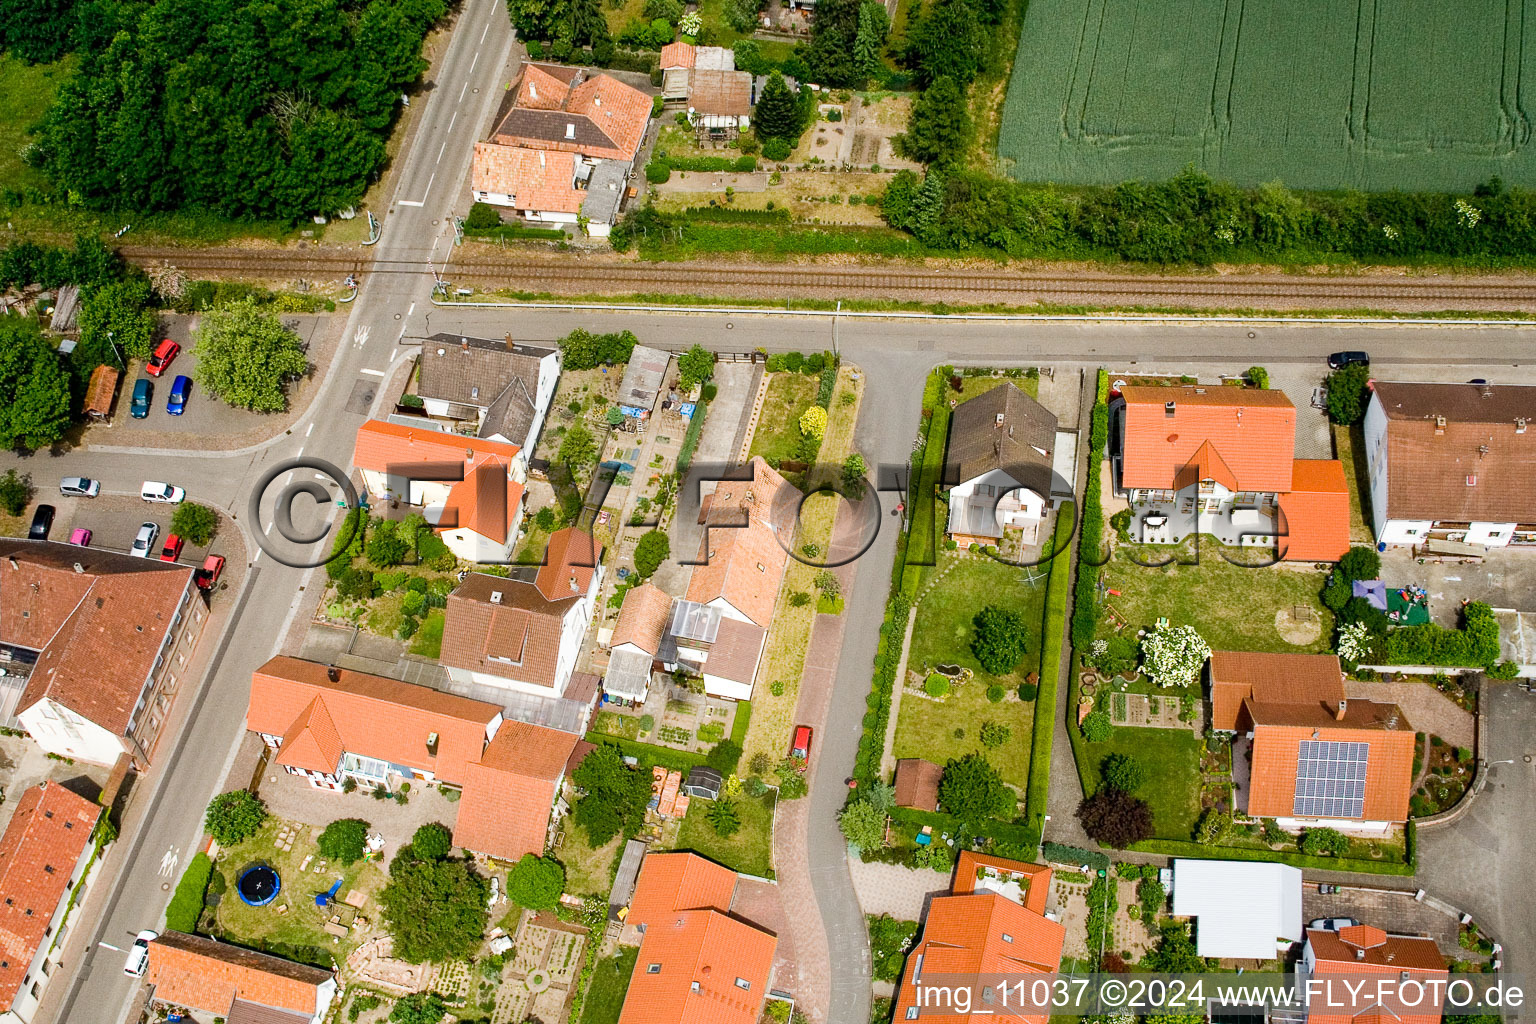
xmin=999 ymin=0 xmax=1536 ymax=191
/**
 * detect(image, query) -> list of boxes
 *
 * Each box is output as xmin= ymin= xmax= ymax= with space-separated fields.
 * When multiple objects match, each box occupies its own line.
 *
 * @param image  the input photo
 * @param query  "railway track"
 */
xmin=120 ymin=246 xmax=1536 ymax=308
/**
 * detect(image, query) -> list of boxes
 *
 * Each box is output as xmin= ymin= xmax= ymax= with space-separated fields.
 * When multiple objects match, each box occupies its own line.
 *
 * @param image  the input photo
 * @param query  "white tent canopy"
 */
xmin=1171 ymin=859 xmax=1303 ymax=960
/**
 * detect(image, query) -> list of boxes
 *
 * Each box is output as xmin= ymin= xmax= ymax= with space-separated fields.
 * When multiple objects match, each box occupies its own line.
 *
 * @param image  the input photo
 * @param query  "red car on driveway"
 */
xmin=159 ymin=533 xmax=185 ymax=562
xmin=194 ymin=554 xmax=225 ymax=591
xmin=789 ymin=725 xmax=813 ymax=769
xmin=146 ymin=338 xmax=180 ymax=377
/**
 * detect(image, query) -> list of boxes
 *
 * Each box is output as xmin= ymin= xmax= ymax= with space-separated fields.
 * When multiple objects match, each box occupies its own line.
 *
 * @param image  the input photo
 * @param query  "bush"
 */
xmin=337 ymin=567 xmax=376 ymax=600
xmin=1327 ymin=363 xmax=1372 ymax=425
xmin=1100 ymin=753 xmax=1146 ymax=794
xmin=465 ymin=202 xmax=502 ymax=229
xmin=979 ymin=720 xmax=1010 ymax=748
xmin=170 ymin=503 xmax=219 ymax=546
xmin=1081 ymin=711 xmax=1114 ymax=742
xmin=1041 ymin=842 xmax=1109 ymax=870
xmin=938 ymin=753 xmax=1011 ymax=824
xmin=1300 ymin=827 xmax=1350 ymax=857
xmin=633 ymin=529 xmax=670 ymax=578
xmin=707 ymin=798 xmax=742 ymax=837
xmin=762 ymin=137 xmax=791 ymax=161
xmin=508 ymin=854 xmax=565 ymax=909
xmin=1077 ymin=789 xmax=1154 ymax=848
xmin=645 ymin=159 xmax=672 ymax=184
xmin=1246 ymin=366 xmax=1269 ymax=390
xmin=924 ymin=674 xmax=950 ymax=698
xmin=868 ymin=915 xmax=918 ymax=982
xmin=318 ymin=818 xmax=370 ymax=863
xmin=706 ymin=739 xmax=743 ymax=774
xmin=1016 ymin=682 xmax=1038 ymax=701
xmin=971 ymin=605 xmax=1031 ymax=675
xmin=985 ymin=684 xmax=1005 ymax=703
xmin=0 ymin=470 xmax=31 ymax=516
xmin=203 ymin=790 xmax=266 ymax=846
xmin=1339 ymin=546 xmax=1381 ymax=581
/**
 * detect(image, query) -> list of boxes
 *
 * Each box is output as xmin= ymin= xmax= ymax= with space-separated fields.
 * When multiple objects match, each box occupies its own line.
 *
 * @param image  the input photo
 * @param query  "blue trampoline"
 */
xmin=237 ymin=864 xmax=281 ymax=907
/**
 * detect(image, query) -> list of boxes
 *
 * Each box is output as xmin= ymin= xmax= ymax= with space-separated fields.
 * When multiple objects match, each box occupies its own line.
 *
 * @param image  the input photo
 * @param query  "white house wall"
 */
xmin=1467 ymin=522 xmax=1517 ymax=547
xmin=524 ymin=352 xmax=561 ymax=453
xmin=702 ymin=673 xmax=753 ymax=701
xmin=1363 ymin=393 xmax=1390 ymax=540
xmin=17 ymin=698 xmax=126 ymax=767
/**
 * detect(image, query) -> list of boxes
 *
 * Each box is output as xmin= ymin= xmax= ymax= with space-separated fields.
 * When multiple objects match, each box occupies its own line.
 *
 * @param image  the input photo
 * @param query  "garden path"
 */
xmin=878 ymin=606 xmax=919 ymax=777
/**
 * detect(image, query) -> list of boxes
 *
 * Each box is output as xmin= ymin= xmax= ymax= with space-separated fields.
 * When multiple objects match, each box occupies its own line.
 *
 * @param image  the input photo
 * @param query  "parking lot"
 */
xmin=1300 ymin=884 xmax=1466 ymax=960
xmin=88 ymin=314 xmax=330 ymax=441
xmin=28 ymin=493 xmax=216 ymax=564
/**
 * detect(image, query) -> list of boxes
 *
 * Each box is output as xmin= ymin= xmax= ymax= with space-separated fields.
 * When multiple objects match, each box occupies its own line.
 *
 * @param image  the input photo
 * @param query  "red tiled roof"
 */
xmin=894 ymin=759 xmax=943 ymax=812
xmin=3 ymin=540 xmax=192 ymax=739
xmin=685 ymin=518 xmax=787 ymax=629
xmin=0 ymin=783 xmax=99 ymax=1010
xmin=1247 ymin=709 xmax=1416 ymax=822
xmin=454 ymin=720 xmax=578 ymax=861
xmin=535 ymin=528 xmax=599 ymax=601
xmin=700 ymin=457 xmax=791 ymax=530
xmin=1119 ymin=386 xmax=1296 ymax=492
xmin=351 ymin=419 xmax=521 ymax=475
xmin=953 ymin=851 xmax=1053 ymax=916
xmin=1279 ymin=459 xmax=1352 ymax=562
xmin=1208 ymin=651 xmax=1345 ymax=732
xmin=246 ymin=657 xmax=501 ymax=785
xmin=1307 ymin=927 xmax=1447 ymax=1024
xmin=619 ymin=852 xmax=775 ymax=1024
xmin=146 ymin=931 xmax=332 ymax=1017
xmin=892 ymin=892 xmax=1066 ymax=1024
xmin=274 ymin=697 xmax=346 ymax=775
xmin=472 ymin=143 xmax=585 ymax=213
xmin=439 ymin=458 xmax=525 ymax=545
xmin=612 ymin=583 xmax=673 ymax=656
xmin=491 ymin=66 xmax=651 ymax=161
xmin=440 ymin=572 xmax=573 ymax=688
xmin=659 ymin=41 xmax=696 ymax=68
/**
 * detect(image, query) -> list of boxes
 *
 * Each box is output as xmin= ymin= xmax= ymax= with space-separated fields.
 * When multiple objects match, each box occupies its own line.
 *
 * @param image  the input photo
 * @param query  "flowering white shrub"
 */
xmin=1337 ymin=620 xmax=1371 ymax=664
xmin=1139 ymin=624 xmax=1211 ymax=688
xmin=1382 ymin=224 xmax=1401 ymax=241
xmin=1455 ymin=198 xmax=1482 ymax=229
xmin=679 ymin=11 xmax=701 ymax=35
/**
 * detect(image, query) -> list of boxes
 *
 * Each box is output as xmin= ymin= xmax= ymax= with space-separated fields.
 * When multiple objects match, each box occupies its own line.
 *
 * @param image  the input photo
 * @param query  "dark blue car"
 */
xmin=167 ymin=375 xmax=192 ymax=415
xmin=130 ymin=378 xmax=152 ymax=419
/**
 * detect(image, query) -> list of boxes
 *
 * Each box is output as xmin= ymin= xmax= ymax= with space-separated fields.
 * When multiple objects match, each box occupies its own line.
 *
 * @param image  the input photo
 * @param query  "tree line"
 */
xmin=8 ymin=0 xmax=445 ymax=221
xmin=880 ymin=167 xmax=1536 ymax=265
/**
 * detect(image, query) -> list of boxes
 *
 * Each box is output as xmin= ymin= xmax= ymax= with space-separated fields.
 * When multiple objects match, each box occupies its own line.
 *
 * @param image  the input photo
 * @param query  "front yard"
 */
xmin=747 ymin=371 xmax=819 ymax=466
xmin=673 ymin=790 xmax=777 ymax=878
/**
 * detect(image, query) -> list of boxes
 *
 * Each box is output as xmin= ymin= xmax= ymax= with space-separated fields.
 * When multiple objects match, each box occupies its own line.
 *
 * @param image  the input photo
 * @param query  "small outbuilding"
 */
xmin=616 ymin=345 xmax=672 ymax=420
xmin=683 ymin=765 xmax=723 ymax=800
xmin=82 ymin=364 xmax=120 ymax=421
xmin=1171 ymin=859 xmax=1302 ymax=960
xmin=893 ymin=758 xmax=943 ymax=812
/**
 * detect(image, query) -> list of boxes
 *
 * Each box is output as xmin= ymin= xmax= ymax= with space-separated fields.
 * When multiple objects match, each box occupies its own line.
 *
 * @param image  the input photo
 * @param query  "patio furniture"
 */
xmin=1156 ymin=616 xmax=1170 ymax=629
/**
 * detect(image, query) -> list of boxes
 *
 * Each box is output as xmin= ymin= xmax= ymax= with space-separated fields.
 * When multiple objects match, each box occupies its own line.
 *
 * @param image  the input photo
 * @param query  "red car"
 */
xmin=146 ymin=338 xmax=180 ymax=377
xmin=194 ymin=554 xmax=226 ymax=591
xmin=789 ymin=725 xmax=813 ymax=769
xmin=159 ymin=533 xmax=185 ymax=562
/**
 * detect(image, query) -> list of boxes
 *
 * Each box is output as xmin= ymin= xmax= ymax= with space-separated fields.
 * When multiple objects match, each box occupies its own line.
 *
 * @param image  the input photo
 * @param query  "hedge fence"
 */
xmin=1022 ymin=502 xmax=1075 ymax=840
xmin=1070 ymin=371 xmax=1110 ymax=648
xmin=1129 ymin=826 xmax=1417 ymax=876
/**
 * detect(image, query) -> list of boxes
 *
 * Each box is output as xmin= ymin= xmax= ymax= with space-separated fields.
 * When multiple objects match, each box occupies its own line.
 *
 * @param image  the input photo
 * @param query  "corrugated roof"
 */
xmin=1172 ymin=859 xmax=1302 ymax=959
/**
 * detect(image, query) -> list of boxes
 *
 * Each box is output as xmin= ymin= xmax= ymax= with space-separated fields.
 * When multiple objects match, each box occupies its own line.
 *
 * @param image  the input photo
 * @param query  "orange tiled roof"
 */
xmin=892 ymin=892 xmax=1066 ymax=1024
xmin=1307 ymin=927 xmax=1447 ymax=1024
xmin=274 ymin=696 xmax=346 ymax=775
xmin=352 ymin=419 xmax=521 ymax=474
xmin=439 ymin=457 xmax=525 ymax=545
xmin=701 ymin=457 xmax=791 ymax=530
xmin=626 ymin=852 xmax=737 ymax=925
xmin=894 ymin=758 xmax=943 ymax=812
xmin=953 ymin=851 xmax=1053 ymax=916
xmin=0 ymin=783 xmax=99 ymax=1010
xmin=440 ymin=571 xmax=574 ymax=688
xmin=1278 ymin=459 xmax=1351 ymax=562
xmin=1119 ymin=386 xmax=1296 ymax=493
xmin=1208 ymin=650 xmax=1345 ymax=732
xmin=145 ymin=931 xmax=332 ymax=1017
xmin=659 ymin=41 xmax=696 ymax=68
xmin=684 ymin=517 xmax=787 ymax=628
xmin=612 ymin=583 xmax=674 ymax=656
xmin=1247 ymin=710 xmax=1416 ymax=822
xmin=3 ymin=541 xmax=192 ymax=739
xmin=454 ymin=720 xmax=578 ymax=861
xmin=246 ymin=657 xmax=501 ymax=785
xmin=492 ymin=66 xmax=650 ymax=161
xmin=472 ymin=143 xmax=585 ymax=213
xmin=536 ymin=528 xmax=599 ymax=601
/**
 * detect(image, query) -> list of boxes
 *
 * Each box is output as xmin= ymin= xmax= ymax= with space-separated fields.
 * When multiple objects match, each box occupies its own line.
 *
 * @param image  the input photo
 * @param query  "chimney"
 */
xmin=327 ymin=665 xmax=341 ymax=682
xmin=1236 ymin=407 xmax=1243 ymax=423
xmin=72 ymin=562 xmax=84 ymax=574
xmin=569 ymin=573 xmax=579 ymax=592
xmin=505 ymin=332 xmax=515 ymax=350
xmin=1356 ymin=948 xmax=1366 ymax=960
xmin=491 ymin=590 xmax=504 ymax=604
xmin=529 ymin=81 xmax=538 ymax=100
xmin=566 ymin=123 xmax=576 ymax=139
xmin=461 ymin=337 xmax=469 ymax=350
xmin=995 ymin=412 xmax=1005 ymax=425
xmin=1335 ymin=699 xmax=1347 ymax=721
xmin=7 ymin=557 xmax=17 ymax=571
xmin=1435 ymin=415 xmax=1446 ymax=434
xmin=427 ymin=731 xmax=439 ymax=756
xmin=1517 ymin=417 xmax=1528 ymax=434
xmin=1165 ymin=401 xmax=1176 ymax=416
xmin=594 ymin=94 xmax=602 ymax=107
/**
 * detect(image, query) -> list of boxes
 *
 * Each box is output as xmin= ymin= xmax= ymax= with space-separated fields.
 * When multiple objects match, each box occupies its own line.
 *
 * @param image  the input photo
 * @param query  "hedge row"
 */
xmin=521 ymin=39 xmax=658 ymax=74
xmin=675 ymin=392 xmax=709 ymax=478
xmin=583 ymin=734 xmax=707 ymax=772
xmin=853 ymin=585 xmax=912 ymax=785
xmin=1384 ymin=602 xmax=1500 ymax=667
xmin=645 ymin=154 xmax=758 ymax=183
xmin=1070 ymin=371 xmax=1110 ymax=647
xmin=464 ymin=224 xmax=567 ymax=241
xmin=682 ymin=206 xmax=793 ymax=224
xmin=1041 ymin=841 xmax=1109 ymax=871
xmin=165 ymin=851 xmax=213 ymax=932
xmin=1128 ymin=835 xmax=1416 ymax=876
xmin=906 ymin=372 xmax=953 ymax=572
xmin=1023 ymin=503 xmax=1075 ymax=833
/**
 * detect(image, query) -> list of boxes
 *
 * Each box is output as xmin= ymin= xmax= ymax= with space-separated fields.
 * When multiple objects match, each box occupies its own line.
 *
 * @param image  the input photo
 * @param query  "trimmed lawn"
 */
xmin=892 ymin=677 xmax=1034 ymax=790
xmin=580 ymin=945 xmax=639 ymax=1024
xmin=557 ymin=825 xmax=622 ymax=897
xmin=1333 ymin=422 xmax=1374 ymax=543
xmin=673 ymin=791 xmax=775 ymax=877
xmin=1076 ymin=726 xmax=1202 ymax=841
xmin=906 ymin=551 xmax=1050 ymax=686
xmin=1098 ymin=541 xmax=1333 ymax=654
xmin=748 ymin=372 xmax=818 ymax=465
xmin=408 ymin=608 xmax=445 ymax=658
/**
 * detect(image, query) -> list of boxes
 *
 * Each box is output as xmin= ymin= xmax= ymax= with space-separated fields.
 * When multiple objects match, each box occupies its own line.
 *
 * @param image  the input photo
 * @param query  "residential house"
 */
xmin=1364 ymin=381 xmax=1536 ymax=549
xmin=351 ymin=419 xmax=527 ymax=563
xmin=664 ymin=602 xmax=766 ymax=702
xmin=0 ymin=783 xmax=101 ymax=1024
xmin=471 ymin=63 xmax=651 ymax=236
xmin=3 ymin=541 xmax=200 ymax=767
xmin=454 ymin=719 xmax=581 ymax=862
xmin=616 ymin=852 xmax=777 ymax=1024
xmin=1111 ymin=385 xmax=1350 ymax=561
xmin=144 ymin=931 xmax=336 ymax=1024
xmin=414 ymin=333 xmax=560 ymax=453
xmin=247 ymin=656 xmax=503 ymax=792
xmin=1171 ymin=858 xmax=1302 ymax=960
xmin=441 ymin=528 xmax=604 ymax=708
xmin=1209 ymin=650 xmax=1414 ymax=832
xmin=687 ymin=69 xmax=752 ymax=141
xmin=893 ymin=758 xmax=943 ymax=812
xmin=944 ymin=383 xmax=1066 ymax=547
xmin=616 ymin=345 xmax=672 ymax=420
xmin=604 ymin=582 xmax=673 ymax=703
xmin=1302 ymin=925 xmax=1448 ymax=1024
xmin=892 ymin=851 xmax=1064 ymax=1024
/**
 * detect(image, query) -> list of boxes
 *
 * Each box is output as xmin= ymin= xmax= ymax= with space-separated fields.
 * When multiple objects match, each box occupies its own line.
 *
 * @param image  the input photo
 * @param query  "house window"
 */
xmin=647 ymin=963 xmax=661 ymax=974
xmin=1001 ymin=932 xmax=1013 ymax=943
xmin=906 ymin=1008 xmax=919 ymax=1020
xmin=735 ymin=978 xmax=751 ymax=991
xmin=342 ymin=753 xmax=390 ymax=780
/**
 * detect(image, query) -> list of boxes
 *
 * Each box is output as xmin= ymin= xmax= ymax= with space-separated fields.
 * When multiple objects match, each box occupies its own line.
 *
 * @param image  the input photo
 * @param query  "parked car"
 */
xmin=140 ymin=481 xmax=185 ymax=504
xmin=130 ymin=522 xmax=159 ymax=557
xmin=146 ymin=338 xmax=180 ymax=377
xmin=1308 ymin=917 xmax=1359 ymax=932
xmin=159 ymin=533 xmax=184 ymax=562
xmin=69 ymin=528 xmax=92 ymax=546
xmin=28 ymin=504 xmax=55 ymax=540
xmin=166 ymin=374 xmax=192 ymax=415
xmin=130 ymin=378 xmax=153 ymax=419
xmin=1327 ymin=350 xmax=1369 ymax=370
xmin=194 ymin=554 xmax=226 ymax=591
xmin=789 ymin=725 xmax=813 ymax=768
xmin=123 ymin=930 xmax=157 ymax=976
xmin=1317 ymin=883 xmax=1340 ymax=895
xmin=59 ymin=477 xmax=100 ymax=498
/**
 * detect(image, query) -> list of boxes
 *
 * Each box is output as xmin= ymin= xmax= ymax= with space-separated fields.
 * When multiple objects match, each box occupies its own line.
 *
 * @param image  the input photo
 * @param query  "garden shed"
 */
xmin=893 ymin=758 xmax=943 ymax=812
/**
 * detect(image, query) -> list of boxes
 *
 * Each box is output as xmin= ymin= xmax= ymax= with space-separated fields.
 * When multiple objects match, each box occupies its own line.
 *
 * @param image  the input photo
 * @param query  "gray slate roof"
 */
xmin=945 ymin=382 xmax=1058 ymax=496
xmin=418 ymin=333 xmax=555 ymax=446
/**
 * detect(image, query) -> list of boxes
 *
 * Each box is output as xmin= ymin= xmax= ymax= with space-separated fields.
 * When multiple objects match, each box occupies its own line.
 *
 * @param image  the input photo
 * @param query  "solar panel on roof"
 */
xmin=1293 ymin=739 xmax=1368 ymax=817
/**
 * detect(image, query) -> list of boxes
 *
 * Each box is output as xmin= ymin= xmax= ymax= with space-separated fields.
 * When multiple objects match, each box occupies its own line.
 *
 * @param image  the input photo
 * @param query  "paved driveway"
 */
xmin=1417 ymin=683 xmax=1536 ymax=981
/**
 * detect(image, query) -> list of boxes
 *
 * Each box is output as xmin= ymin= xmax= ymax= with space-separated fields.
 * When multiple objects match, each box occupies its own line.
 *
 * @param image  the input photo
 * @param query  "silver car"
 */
xmin=59 ymin=476 xmax=101 ymax=498
xmin=130 ymin=522 xmax=159 ymax=558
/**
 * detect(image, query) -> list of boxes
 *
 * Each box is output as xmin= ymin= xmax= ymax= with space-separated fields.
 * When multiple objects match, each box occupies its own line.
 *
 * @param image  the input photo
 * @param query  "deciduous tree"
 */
xmin=571 ymin=745 xmax=652 ymax=845
xmin=970 ymin=605 xmax=1030 ymax=675
xmin=1076 ymin=788 xmax=1153 ymax=848
xmin=191 ymin=301 xmax=308 ymax=413
xmin=508 ymin=854 xmax=565 ymax=909
xmin=379 ymin=857 xmax=489 ymax=962
xmin=318 ymin=818 xmax=370 ymax=863
xmin=0 ymin=319 xmax=71 ymax=451
xmin=838 ymin=799 xmax=885 ymax=849
xmin=633 ymin=529 xmax=669 ymax=577
xmin=203 ymin=790 xmax=266 ymax=847
xmin=171 ymin=503 xmax=219 ymax=546
xmin=938 ymin=753 xmax=1011 ymax=824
